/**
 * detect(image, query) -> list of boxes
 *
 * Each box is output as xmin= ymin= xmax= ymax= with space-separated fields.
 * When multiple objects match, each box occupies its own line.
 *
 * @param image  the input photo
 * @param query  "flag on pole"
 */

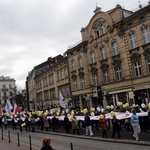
xmin=59 ymin=91 xmax=67 ymax=108
xmin=5 ymin=100 xmax=13 ymax=114
xmin=13 ymin=103 xmax=20 ymax=114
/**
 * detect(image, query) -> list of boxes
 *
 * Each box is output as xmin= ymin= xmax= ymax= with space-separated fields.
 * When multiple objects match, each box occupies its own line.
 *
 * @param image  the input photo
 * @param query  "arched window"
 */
xmin=100 ymin=45 xmax=106 ymax=60
xmin=128 ymin=30 xmax=138 ymax=49
xmin=130 ymin=53 xmax=142 ymax=77
xmin=90 ymin=51 xmax=95 ymax=64
xmin=101 ymin=63 xmax=109 ymax=84
xmin=112 ymin=59 xmax=122 ymax=81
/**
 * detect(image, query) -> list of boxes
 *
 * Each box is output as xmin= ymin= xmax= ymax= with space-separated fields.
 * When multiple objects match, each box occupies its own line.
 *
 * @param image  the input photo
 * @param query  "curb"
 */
xmin=35 ymin=130 xmax=150 ymax=146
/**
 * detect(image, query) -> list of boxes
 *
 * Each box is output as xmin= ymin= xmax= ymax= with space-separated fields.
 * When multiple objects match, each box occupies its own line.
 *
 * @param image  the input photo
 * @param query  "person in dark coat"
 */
xmin=25 ymin=115 xmax=30 ymax=131
xmin=18 ymin=116 xmax=23 ymax=132
xmin=64 ymin=114 xmax=70 ymax=134
xmin=41 ymin=137 xmax=54 ymax=150
xmin=51 ymin=115 xmax=58 ymax=132
xmin=112 ymin=115 xmax=121 ymax=139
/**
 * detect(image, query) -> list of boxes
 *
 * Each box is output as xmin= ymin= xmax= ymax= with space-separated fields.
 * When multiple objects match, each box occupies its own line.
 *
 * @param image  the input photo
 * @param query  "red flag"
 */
xmin=13 ymin=103 xmax=20 ymax=114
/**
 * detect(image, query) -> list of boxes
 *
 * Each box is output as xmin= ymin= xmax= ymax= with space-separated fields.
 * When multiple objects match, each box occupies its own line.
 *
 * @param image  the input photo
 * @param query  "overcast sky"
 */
xmin=0 ymin=0 xmax=148 ymax=90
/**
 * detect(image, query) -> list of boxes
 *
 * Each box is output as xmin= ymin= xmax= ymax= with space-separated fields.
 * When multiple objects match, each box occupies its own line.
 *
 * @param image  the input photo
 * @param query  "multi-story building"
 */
xmin=26 ymin=69 xmax=36 ymax=110
xmin=33 ymin=55 xmax=72 ymax=110
xmin=66 ymin=2 xmax=150 ymax=109
xmin=27 ymin=2 xmax=150 ymax=110
xmin=0 ymin=76 xmax=16 ymax=107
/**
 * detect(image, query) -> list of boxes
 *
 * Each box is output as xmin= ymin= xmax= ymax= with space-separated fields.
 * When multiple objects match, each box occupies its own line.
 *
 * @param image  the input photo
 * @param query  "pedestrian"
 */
xmin=71 ymin=115 xmax=79 ymax=135
xmin=131 ymin=109 xmax=141 ymax=141
xmin=30 ymin=115 xmax=35 ymax=132
xmin=12 ymin=116 xmax=17 ymax=130
xmin=64 ymin=114 xmax=70 ymax=134
xmin=99 ymin=114 xmax=108 ymax=138
xmin=84 ymin=112 xmax=93 ymax=136
xmin=25 ymin=115 xmax=30 ymax=131
xmin=3 ymin=115 xmax=8 ymax=129
xmin=41 ymin=137 xmax=55 ymax=150
xmin=111 ymin=115 xmax=121 ymax=139
xmin=40 ymin=114 xmax=44 ymax=131
xmin=18 ymin=116 xmax=23 ymax=132
xmin=51 ymin=115 xmax=58 ymax=132
xmin=44 ymin=116 xmax=49 ymax=131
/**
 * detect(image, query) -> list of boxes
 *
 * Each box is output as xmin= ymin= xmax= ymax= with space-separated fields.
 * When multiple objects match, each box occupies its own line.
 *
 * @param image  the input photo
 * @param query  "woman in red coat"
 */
xmin=99 ymin=114 xmax=108 ymax=138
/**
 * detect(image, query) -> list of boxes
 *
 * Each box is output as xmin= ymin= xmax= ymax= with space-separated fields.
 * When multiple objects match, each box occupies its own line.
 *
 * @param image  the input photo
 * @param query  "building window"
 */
xmin=100 ymin=23 xmax=105 ymax=35
xmin=9 ymin=92 xmax=13 ymax=97
xmin=50 ymin=89 xmax=55 ymax=99
xmin=129 ymin=33 xmax=137 ymax=49
xmin=112 ymin=42 xmax=118 ymax=56
xmin=44 ymin=90 xmax=48 ymax=100
xmin=100 ymin=47 xmax=106 ymax=60
xmin=57 ymin=72 xmax=60 ymax=81
xmin=90 ymin=51 xmax=95 ymax=64
xmin=73 ymin=79 xmax=78 ymax=90
xmin=71 ymin=59 xmax=75 ymax=71
xmin=134 ymin=61 xmax=142 ymax=77
xmin=95 ymin=26 xmax=99 ymax=38
xmin=92 ymin=73 xmax=98 ymax=86
xmin=78 ymin=57 xmax=83 ymax=69
xmin=43 ymin=76 xmax=48 ymax=87
xmin=64 ymin=67 xmax=68 ymax=77
xmin=80 ymin=76 xmax=85 ymax=89
xmin=142 ymin=27 xmax=150 ymax=44
xmin=115 ymin=66 xmax=122 ymax=81
xmin=49 ymin=74 xmax=54 ymax=85
xmin=9 ymin=84 xmax=12 ymax=89
xmin=60 ymin=69 xmax=64 ymax=79
xmin=103 ymin=70 xmax=109 ymax=83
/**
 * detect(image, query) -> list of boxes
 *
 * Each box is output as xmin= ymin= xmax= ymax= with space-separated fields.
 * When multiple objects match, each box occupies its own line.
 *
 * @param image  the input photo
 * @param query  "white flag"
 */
xmin=5 ymin=100 xmax=13 ymax=114
xmin=59 ymin=91 xmax=67 ymax=108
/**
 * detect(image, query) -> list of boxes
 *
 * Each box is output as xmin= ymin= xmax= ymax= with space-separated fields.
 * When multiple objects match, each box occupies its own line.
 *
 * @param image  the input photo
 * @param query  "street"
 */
xmin=1 ymin=128 xmax=150 ymax=150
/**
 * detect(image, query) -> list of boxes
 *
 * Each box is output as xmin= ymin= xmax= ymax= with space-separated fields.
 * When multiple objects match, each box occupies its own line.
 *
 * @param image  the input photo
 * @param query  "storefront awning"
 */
xmin=109 ymin=88 xmax=132 ymax=94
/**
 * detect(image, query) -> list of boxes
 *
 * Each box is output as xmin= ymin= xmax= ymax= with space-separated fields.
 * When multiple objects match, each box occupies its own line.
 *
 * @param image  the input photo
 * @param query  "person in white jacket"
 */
xmin=131 ymin=109 xmax=141 ymax=141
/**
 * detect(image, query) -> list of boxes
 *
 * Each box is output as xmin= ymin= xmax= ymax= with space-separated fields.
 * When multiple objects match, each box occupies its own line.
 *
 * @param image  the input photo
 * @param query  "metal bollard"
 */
xmin=70 ymin=142 xmax=73 ymax=150
xmin=17 ymin=132 xmax=20 ymax=146
xmin=8 ymin=130 xmax=10 ymax=143
xmin=29 ymin=135 xmax=32 ymax=150
xmin=1 ymin=127 xmax=3 ymax=140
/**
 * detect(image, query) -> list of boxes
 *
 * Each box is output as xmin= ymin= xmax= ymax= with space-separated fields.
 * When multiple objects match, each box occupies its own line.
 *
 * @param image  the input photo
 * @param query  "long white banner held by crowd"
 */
xmin=47 ymin=112 xmax=148 ymax=121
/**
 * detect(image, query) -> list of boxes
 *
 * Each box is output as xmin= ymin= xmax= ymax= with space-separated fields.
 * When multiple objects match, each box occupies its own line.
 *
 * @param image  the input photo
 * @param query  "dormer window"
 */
xmin=93 ymin=19 xmax=106 ymax=39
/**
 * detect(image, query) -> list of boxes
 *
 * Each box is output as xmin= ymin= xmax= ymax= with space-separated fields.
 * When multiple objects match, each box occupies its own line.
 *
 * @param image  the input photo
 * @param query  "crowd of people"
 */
xmin=0 ymin=103 xmax=150 ymax=142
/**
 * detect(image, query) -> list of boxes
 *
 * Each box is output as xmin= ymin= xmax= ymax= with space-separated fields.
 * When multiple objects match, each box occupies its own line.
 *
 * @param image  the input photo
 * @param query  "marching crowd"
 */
xmin=0 ymin=104 xmax=150 ymax=142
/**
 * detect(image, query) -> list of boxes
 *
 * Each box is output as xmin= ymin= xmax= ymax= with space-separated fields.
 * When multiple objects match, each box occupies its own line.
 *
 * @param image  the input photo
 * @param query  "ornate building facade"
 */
xmin=26 ymin=2 xmax=150 ymax=110
xmin=66 ymin=3 xmax=150 ymax=109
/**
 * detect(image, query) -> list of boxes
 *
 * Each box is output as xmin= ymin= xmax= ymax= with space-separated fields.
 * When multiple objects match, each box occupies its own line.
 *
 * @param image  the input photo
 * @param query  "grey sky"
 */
xmin=0 ymin=0 xmax=148 ymax=90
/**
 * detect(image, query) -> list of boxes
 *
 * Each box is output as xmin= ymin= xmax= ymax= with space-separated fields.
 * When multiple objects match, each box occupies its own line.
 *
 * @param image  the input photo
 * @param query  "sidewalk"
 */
xmin=35 ymin=128 xmax=150 ymax=146
xmin=0 ymin=136 xmax=39 ymax=150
